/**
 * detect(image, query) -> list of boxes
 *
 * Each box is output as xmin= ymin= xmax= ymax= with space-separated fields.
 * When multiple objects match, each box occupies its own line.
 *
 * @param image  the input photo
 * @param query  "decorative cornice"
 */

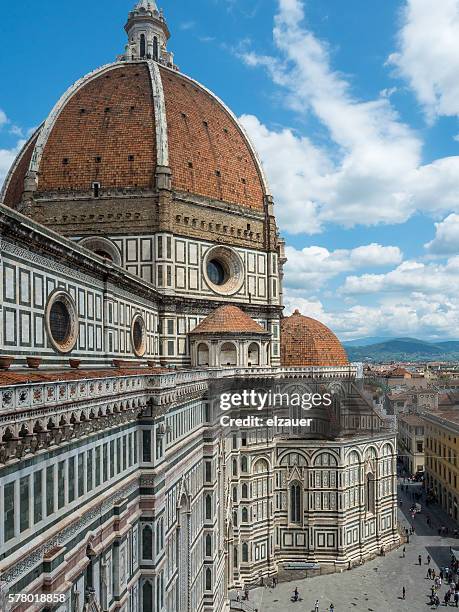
xmin=0 ymin=204 xmax=163 ymax=304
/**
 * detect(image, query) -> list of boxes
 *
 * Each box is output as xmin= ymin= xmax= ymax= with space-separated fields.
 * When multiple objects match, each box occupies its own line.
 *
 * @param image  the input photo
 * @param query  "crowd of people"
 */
xmin=399 ymin=473 xmax=459 ymax=608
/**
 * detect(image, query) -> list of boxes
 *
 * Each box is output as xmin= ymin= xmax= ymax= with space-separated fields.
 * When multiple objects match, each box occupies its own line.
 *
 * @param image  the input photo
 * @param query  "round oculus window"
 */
xmin=207 ymin=259 xmax=227 ymax=286
xmin=45 ymin=291 xmax=78 ymax=353
xmin=131 ymin=314 xmax=147 ymax=357
xmin=203 ymin=246 xmax=244 ymax=296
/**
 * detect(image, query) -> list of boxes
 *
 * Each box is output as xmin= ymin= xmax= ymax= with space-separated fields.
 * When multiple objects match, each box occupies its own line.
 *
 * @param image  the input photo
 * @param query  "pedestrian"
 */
xmin=244 ymin=588 xmax=249 ymax=601
xmin=403 ymin=546 xmax=406 ymax=558
xmin=329 ymin=604 xmax=335 ymax=612
xmin=428 ymin=554 xmax=431 ymax=565
xmin=402 ymin=586 xmax=406 ymax=600
xmin=440 ymin=570 xmax=444 ymax=581
xmin=427 ymin=568 xmax=432 ymax=579
xmin=454 ymin=592 xmax=459 ymax=607
xmin=314 ymin=599 xmax=319 ymax=612
xmin=419 ymin=554 xmax=422 ymax=566
xmin=236 ymin=591 xmax=240 ymax=602
xmin=273 ymin=576 xmax=277 ymax=588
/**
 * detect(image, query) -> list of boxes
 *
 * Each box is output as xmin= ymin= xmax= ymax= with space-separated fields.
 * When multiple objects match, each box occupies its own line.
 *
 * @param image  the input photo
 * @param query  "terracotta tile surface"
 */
xmin=4 ymin=62 xmax=266 ymax=211
xmin=281 ymin=309 xmax=349 ymax=367
xmin=160 ymin=67 xmax=265 ymax=210
xmin=39 ymin=63 xmax=156 ymax=192
xmin=190 ymin=305 xmax=269 ymax=335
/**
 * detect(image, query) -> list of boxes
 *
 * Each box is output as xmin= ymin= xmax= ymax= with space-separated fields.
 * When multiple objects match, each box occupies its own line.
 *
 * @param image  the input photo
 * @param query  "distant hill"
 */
xmin=345 ymin=337 xmax=459 ymax=362
xmin=342 ymin=336 xmax=392 ymax=347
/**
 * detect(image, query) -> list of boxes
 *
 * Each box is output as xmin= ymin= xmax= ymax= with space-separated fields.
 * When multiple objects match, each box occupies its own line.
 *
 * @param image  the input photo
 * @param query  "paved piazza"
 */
xmin=242 ymin=481 xmax=459 ymax=611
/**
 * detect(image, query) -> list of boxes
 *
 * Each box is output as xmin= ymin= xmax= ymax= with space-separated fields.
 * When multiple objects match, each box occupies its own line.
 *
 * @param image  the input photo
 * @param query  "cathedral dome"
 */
xmin=1 ymin=60 xmax=269 ymax=211
xmin=281 ymin=310 xmax=349 ymax=367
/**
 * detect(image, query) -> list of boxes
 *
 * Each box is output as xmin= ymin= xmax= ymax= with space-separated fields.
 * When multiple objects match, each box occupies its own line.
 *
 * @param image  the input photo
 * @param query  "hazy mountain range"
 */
xmin=343 ymin=337 xmax=459 ymax=362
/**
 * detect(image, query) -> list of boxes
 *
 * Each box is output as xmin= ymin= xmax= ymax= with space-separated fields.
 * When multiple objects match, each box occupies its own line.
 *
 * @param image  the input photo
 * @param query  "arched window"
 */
xmin=233 ymin=545 xmax=238 ymax=567
xmin=140 ymin=34 xmax=146 ymax=57
xmin=241 ymin=483 xmax=248 ymax=498
xmin=248 ymin=342 xmax=260 ymax=366
xmin=220 ymin=342 xmax=237 ymax=366
xmin=289 ymin=482 xmax=302 ymax=523
xmin=205 ymin=567 xmax=212 ymax=590
xmin=366 ymin=473 xmax=375 ymax=514
xmin=156 ymin=518 xmax=164 ymax=553
xmin=142 ymin=580 xmax=153 ymax=612
xmin=232 ymin=459 xmax=238 ymax=476
xmin=197 ymin=343 xmax=209 ymax=366
xmin=153 ymin=36 xmax=159 ymax=61
xmin=205 ymin=533 xmax=212 ymax=557
xmin=232 ymin=486 xmax=237 ymax=502
xmin=205 ymin=494 xmax=212 ymax=519
xmin=241 ymin=456 xmax=248 ymax=472
xmin=142 ymin=525 xmax=153 ymax=560
xmin=233 ymin=510 xmax=238 ymax=526
xmin=241 ymin=507 xmax=248 ymax=523
xmin=242 ymin=542 xmax=249 ymax=562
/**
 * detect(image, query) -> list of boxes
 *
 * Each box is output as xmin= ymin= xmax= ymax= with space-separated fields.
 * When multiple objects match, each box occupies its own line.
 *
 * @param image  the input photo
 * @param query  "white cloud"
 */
xmin=341 ymin=257 xmax=459 ymax=296
xmin=0 ymin=140 xmax=25 ymax=190
xmin=389 ymin=0 xmax=459 ymax=120
xmin=284 ymin=289 xmax=459 ymax=341
xmin=179 ymin=21 xmax=196 ymax=30
xmin=425 ymin=213 xmax=459 ymax=254
xmin=240 ymin=115 xmax=329 ymax=233
xmin=239 ymin=0 xmax=459 ymax=233
xmin=284 ymin=243 xmax=402 ymax=289
xmin=0 ymin=108 xmax=32 ymax=192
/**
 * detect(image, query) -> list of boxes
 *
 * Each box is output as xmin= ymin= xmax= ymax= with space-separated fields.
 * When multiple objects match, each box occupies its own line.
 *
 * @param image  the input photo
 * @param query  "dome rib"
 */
xmin=0 ymin=126 xmax=42 ymax=206
xmin=281 ymin=310 xmax=349 ymax=367
xmin=147 ymin=60 xmax=169 ymax=167
xmin=160 ymin=64 xmax=271 ymax=198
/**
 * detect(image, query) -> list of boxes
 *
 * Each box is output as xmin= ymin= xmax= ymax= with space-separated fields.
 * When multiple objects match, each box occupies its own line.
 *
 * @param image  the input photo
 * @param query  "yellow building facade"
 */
xmin=423 ymin=411 xmax=459 ymax=520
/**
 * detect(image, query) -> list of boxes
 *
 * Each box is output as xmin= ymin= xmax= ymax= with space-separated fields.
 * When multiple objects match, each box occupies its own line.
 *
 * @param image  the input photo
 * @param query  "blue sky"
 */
xmin=2 ymin=0 xmax=459 ymax=341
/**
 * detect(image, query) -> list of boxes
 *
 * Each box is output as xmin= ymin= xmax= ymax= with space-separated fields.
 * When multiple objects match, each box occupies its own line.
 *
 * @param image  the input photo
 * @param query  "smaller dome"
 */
xmin=190 ymin=305 xmax=268 ymax=335
xmin=281 ymin=310 xmax=349 ymax=367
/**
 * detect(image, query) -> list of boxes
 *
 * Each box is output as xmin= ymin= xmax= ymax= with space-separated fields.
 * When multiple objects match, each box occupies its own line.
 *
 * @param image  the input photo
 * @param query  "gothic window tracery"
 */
xmin=289 ymin=481 xmax=302 ymax=523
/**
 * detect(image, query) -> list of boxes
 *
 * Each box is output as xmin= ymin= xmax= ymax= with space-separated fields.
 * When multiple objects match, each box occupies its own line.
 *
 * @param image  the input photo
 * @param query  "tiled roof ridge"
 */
xmin=191 ymin=304 xmax=269 ymax=335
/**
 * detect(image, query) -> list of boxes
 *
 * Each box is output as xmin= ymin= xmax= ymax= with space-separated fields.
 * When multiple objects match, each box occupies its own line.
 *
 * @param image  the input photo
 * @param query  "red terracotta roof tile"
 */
xmin=190 ymin=305 xmax=268 ymax=335
xmin=281 ymin=310 xmax=349 ymax=367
